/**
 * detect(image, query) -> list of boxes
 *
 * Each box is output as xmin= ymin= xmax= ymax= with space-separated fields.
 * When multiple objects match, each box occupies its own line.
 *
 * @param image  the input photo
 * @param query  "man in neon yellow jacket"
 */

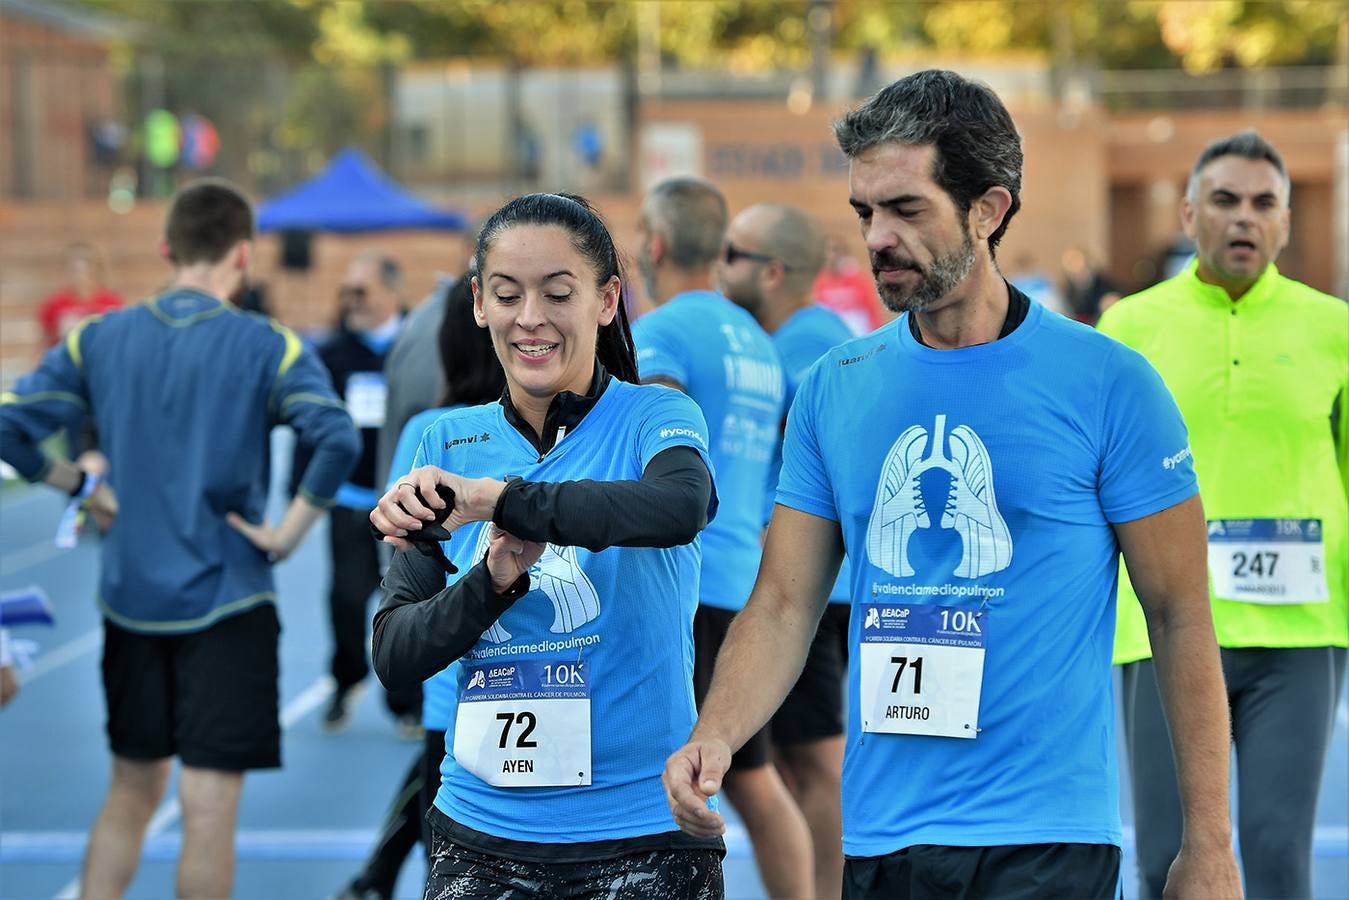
xmin=1100 ymin=130 xmax=1348 ymax=900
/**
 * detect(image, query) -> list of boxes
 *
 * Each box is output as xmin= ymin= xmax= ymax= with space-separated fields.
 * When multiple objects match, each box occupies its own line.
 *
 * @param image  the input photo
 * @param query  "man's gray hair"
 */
xmin=1185 ymin=130 xmax=1290 ymax=205
xmin=643 ymin=177 xmax=728 ymax=271
xmin=833 ymin=69 xmax=1023 ymax=255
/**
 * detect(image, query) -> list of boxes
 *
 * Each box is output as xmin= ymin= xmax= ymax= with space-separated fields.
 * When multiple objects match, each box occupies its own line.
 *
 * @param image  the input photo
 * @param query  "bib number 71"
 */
xmin=890 ymin=656 xmax=924 ymax=694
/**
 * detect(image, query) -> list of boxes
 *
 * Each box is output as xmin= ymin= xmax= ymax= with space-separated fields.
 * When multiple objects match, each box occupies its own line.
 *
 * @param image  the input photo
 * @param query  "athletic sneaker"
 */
xmin=322 ymin=682 xmax=365 ymax=734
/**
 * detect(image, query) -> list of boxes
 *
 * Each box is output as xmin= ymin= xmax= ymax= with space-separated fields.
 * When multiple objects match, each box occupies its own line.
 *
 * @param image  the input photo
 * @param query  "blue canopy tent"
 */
xmin=257 ymin=147 xmax=467 ymax=233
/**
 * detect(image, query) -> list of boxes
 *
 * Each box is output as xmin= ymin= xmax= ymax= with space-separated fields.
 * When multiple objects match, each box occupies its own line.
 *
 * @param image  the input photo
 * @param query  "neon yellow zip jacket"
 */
xmin=1098 ymin=261 xmax=1348 ymax=663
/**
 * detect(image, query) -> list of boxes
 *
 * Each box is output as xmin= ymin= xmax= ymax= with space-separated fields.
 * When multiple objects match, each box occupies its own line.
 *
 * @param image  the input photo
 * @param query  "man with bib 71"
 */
xmin=663 ymin=70 xmax=1242 ymax=900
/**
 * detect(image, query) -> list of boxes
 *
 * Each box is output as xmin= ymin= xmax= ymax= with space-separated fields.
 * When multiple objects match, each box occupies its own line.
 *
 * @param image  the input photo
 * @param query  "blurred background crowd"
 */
xmin=1 ymin=0 xmax=1345 ymax=381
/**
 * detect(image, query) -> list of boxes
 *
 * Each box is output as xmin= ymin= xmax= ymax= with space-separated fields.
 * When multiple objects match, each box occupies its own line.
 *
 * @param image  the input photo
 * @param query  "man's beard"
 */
xmin=719 ymin=277 xmax=762 ymax=316
xmin=872 ymin=228 xmax=975 ymax=314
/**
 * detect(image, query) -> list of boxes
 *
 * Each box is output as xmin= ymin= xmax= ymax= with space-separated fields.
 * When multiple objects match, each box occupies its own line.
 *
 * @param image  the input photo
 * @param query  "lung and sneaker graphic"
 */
xmin=866 ymin=414 xmax=1013 ymax=579
xmin=469 ymin=526 xmax=602 ymax=644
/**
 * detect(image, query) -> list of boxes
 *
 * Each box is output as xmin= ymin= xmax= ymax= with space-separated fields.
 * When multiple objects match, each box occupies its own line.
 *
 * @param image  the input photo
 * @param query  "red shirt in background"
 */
xmin=812 ymin=260 xmax=886 ymax=336
xmin=38 ymin=289 xmax=124 ymax=347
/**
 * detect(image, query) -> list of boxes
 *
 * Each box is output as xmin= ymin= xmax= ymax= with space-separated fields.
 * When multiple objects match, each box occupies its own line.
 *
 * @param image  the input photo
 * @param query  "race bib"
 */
xmin=859 ymin=603 xmax=986 ymax=740
xmin=453 ymin=659 xmax=591 ymax=787
xmin=1207 ymin=518 xmax=1328 ymax=605
xmin=344 ymin=372 xmax=388 ymax=428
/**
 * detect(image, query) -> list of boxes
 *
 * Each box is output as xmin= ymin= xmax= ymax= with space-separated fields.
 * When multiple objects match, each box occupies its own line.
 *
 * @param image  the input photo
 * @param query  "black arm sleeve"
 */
xmin=372 ymin=552 xmax=530 ymax=690
xmin=492 ymin=445 xmax=712 ymax=551
xmin=370 ymin=445 xmax=711 ymax=689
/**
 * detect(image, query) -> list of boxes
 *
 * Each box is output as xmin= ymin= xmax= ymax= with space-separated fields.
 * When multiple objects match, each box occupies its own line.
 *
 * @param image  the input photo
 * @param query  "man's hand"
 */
xmin=0 ymin=664 xmax=19 ymax=708
xmin=662 ymin=739 xmax=731 ymax=838
xmin=85 ymin=479 xmax=118 ymax=532
xmin=371 ymin=467 xmax=506 ymax=551
xmin=1163 ymin=841 xmax=1243 ymax=899
xmin=226 ymin=495 xmax=325 ymax=563
xmin=226 ymin=514 xmax=297 ymax=562
xmin=485 ymin=525 xmax=543 ymax=592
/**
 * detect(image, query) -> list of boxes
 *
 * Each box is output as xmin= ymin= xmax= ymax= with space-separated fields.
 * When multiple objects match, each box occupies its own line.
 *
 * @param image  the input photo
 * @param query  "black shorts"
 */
xmin=693 ymin=604 xmax=771 ymax=769
xmin=843 ymin=842 xmax=1121 ymax=900
xmin=102 ymin=603 xmax=281 ymax=771
xmin=772 ymin=602 xmax=850 ymax=745
xmin=426 ymin=825 xmax=724 ymax=899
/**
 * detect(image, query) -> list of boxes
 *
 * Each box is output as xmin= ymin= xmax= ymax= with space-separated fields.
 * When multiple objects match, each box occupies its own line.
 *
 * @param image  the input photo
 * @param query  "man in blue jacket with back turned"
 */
xmin=0 ymin=178 xmax=359 ymax=899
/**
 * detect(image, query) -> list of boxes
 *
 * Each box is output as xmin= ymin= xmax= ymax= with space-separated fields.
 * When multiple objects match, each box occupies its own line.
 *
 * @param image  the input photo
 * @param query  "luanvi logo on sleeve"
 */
xmin=444 ymin=431 xmax=492 ymax=450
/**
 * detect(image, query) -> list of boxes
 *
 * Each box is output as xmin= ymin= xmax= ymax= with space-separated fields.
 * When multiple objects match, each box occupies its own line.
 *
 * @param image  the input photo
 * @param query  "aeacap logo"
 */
xmin=466 ymin=670 xmax=487 ymax=690
xmin=864 ymin=607 xmax=881 ymax=630
xmin=866 ymin=414 xmax=1012 ymax=579
xmin=471 ymin=525 xmax=602 ymax=644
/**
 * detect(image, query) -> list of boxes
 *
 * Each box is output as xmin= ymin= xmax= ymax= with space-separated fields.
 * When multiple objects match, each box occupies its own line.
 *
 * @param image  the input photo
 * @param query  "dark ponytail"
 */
xmin=475 ymin=193 xmax=639 ymax=383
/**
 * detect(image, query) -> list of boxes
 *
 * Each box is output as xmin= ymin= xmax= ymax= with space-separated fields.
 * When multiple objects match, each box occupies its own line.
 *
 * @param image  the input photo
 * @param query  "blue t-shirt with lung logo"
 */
xmin=633 ymin=290 xmax=785 ymax=611
xmin=777 ymin=299 xmax=1197 ymax=856
xmin=772 ymin=304 xmax=856 ymax=604
xmin=413 ymin=379 xmax=714 ymax=843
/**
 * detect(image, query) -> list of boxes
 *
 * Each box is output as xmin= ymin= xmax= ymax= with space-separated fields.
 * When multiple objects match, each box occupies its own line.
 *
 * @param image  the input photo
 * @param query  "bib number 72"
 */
xmin=496 ymin=711 xmax=538 ymax=749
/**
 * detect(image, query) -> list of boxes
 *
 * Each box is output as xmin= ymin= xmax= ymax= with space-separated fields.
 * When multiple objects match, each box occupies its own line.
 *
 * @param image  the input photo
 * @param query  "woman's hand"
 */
xmin=372 ymin=467 xmax=508 ymax=551
xmin=485 ymin=525 xmax=544 ymax=593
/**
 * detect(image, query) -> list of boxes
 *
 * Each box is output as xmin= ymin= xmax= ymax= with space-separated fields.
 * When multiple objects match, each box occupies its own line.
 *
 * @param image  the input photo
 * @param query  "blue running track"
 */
xmin=1 ymin=437 xmax=1344 ymax=899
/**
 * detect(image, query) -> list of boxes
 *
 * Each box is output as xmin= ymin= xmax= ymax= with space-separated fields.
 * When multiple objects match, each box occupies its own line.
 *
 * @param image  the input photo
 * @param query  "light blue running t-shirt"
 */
xmin=771 ymin=304 xmax=856 ymax=604
xmin=777 ymin=300 xmax=1197 ymax=856
xmin=415 ymin=379 xmax=715 ymax=843
xmin=633 ymin=290 xmax=785 ymax=611
xmin=386 ymin=404 xmax=461 ymax=733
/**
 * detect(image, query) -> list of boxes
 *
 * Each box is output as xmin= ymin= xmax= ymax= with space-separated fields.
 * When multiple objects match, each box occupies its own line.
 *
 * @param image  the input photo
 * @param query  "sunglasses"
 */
xmin=723 ymin=242 xmax=788 ymax=268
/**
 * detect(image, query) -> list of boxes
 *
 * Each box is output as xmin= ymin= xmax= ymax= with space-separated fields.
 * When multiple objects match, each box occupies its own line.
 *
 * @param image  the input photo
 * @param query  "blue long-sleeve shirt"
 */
xmin=0 ymin=288 xmax=361 ymax=633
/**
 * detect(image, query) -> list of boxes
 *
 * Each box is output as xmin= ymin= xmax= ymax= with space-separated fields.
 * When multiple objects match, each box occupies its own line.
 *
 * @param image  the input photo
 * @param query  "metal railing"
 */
xmin=1098 ymin=65 xmax=1347 ymax=111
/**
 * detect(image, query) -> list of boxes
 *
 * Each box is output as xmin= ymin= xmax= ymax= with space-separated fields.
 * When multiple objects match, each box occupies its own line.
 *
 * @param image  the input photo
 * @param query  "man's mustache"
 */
xmin=871 ymin=251 xmax=923 ymax=274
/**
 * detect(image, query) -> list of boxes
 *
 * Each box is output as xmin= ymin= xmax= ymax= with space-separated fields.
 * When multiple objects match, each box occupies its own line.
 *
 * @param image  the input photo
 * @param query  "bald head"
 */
xmin=740 ymin=204 xmax=827 ymax=293
xmin=642 ymin=177 xmax=728 ymax=271
xmin=718 ymin=203 xmax=828 ymax=327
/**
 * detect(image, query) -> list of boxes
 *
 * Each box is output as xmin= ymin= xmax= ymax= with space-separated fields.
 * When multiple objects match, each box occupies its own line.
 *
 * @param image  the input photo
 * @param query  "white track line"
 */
xmin=0 ymin=539 xmax=71 ymax=577
xmin=23 ymin=629 xmax=101 ymax=683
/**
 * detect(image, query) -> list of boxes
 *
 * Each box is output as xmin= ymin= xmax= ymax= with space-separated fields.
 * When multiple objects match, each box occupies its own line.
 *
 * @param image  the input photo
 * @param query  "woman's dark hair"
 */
xmin=473 ymin=193 xmax=639 ymax=383
xmin=438 ymin=275 xmax=505 ymax=406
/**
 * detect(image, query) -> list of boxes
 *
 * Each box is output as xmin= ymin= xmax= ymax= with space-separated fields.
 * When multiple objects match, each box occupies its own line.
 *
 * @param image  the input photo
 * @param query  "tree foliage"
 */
xmin=75 ymin=0 xmax=1342 ymax=73
xmin=65 ymin=0 xmax=1342 ymax=185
